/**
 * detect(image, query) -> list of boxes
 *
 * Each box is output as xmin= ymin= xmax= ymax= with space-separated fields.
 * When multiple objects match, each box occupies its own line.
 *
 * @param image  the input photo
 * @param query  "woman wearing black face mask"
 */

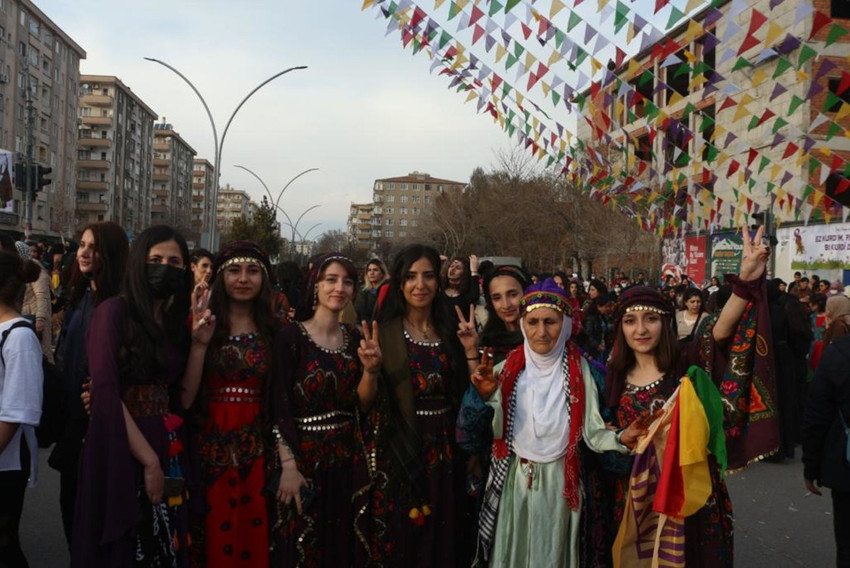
xmin=71 ymin=226 xmax=199 ymax=568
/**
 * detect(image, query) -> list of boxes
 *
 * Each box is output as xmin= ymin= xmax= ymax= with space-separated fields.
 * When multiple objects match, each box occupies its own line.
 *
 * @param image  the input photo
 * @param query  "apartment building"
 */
xmin=0 ymin=0 xmax=85 ymax=238
xmin=347 ymin=202 xmax=374 ymax=250
xmin=76 ymin=75 xmax=156 ymax=236
xmin=192 ymin=157 xmax=215 ymax=248
xmin=152 ymin=121 xmax=196 ymax=240
xmin=371 ymin=171 xmax=466 ymax=247
xmin=575 ymin=0 xmax=850 ymax=237
xmin=215 ymin=184 xmax=253 ymax=235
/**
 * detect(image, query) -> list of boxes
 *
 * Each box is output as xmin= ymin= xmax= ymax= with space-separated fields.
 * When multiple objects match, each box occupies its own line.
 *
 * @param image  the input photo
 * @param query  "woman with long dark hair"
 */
xmin=579 ymin=279 xmax=611 ymax=362
xmin=362 ymin=244 xmax=478 ymax=567
xmin=49 ymin=221 xmax=128 ymax=545
xmin=441 ymin=254 xmax=481 ymax=323
xmin=675 ymin=287 xmax=708 ymax=342
xmin=71 ymin=226 xmax=194 ymax=567
xmin=0 ymin=252 xmax=43 ymax=568
xmin=603 ymin=227 xmax=773 ymax=567
xmin=269 ymin=253 xmax=380 ymax=566
xmin=180 ymin=241 xmax=281 ymax=567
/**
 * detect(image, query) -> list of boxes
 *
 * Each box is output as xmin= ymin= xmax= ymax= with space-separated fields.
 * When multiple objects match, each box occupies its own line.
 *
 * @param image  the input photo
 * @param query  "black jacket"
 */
xmin=802 ymin=335 xmax=850 ymax=491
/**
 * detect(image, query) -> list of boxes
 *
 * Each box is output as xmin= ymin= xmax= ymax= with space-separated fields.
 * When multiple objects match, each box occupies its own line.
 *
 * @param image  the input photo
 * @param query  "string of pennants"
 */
xmin=360 ymin=0 xmax=850 ymax=236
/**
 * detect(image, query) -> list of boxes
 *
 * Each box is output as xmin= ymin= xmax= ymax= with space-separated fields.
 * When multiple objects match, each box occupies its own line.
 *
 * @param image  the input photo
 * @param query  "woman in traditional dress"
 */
xmin=355 ymin=257 xmax=389 ymax=323
xmin=71 ymin=225 xmax=195 ymax=567
xmin=469 ymin=278 xmax=641 ymax=567
xmin=0 ymin=252 xmax=43 ymax=568
xmin=269 ymin=253 xmax=381 ymax=567
xmin=604 ymin=226 xmax=772 ymax=567
xmin=363 ymin=244 xmax=478 ymax=567
xmin=50 ymin=222 xmax=128 ymax=545
xmin=180 ymin=241 xmax=280 ymax=567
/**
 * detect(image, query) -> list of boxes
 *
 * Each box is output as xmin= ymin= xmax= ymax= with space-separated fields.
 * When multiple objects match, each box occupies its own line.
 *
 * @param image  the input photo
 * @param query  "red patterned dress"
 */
xmin=198 ymin=332 xmax=269 ymax=567
xmin=270 ymin=321 xmax=364 ymax=567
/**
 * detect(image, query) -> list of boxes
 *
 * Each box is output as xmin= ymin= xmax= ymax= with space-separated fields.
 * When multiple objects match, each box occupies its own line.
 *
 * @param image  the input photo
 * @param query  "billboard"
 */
xmin=710 ymin=231 xmax=743 ymax=278
xmin=685 ymin=236 xmax=708 ymax=284
xmin=787 ymin=223 xmax=850 ymax=270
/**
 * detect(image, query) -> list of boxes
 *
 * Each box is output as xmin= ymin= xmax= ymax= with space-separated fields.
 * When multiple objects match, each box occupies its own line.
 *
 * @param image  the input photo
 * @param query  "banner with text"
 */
xmin=787 ymin=223 xmax=850 ymax=270
xmin=685 ymin=236 xmax=708 ymax=285
xmin=710 ymin=232 xmax=743 ymax=278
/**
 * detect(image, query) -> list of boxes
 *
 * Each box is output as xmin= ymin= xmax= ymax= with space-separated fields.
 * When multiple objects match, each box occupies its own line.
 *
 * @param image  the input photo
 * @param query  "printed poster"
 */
xmin=788 ymin=223 xmax=850 ymax=270
xmin=710 ymin=232 xmax=743 ymax=278
xmin=685 ymin=236 xmax=707 ymax=284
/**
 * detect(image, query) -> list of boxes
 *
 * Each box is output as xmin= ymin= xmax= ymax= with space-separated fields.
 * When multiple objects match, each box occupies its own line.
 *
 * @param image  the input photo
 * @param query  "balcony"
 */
xmin=192 ymin=195 xmax=204 ymax=202
xmin=357 ymin=213 xmax=371 ymax=220
xmin=78 ymin=136 xmax=111 ymax=148
xmin=153 ymin=189 xmax=169 ymax=198
xmin=77 ymin=202 xmax=108 ymax=213
xmin=80 ymin=115 xmax=112 ymax=126
xmin=78 ymin=159 xmax=110 ymax=169
xmin=153 ymin=172 xmax=169 ymax=182
xmin=153 ymin=157 xmax=170 ymax=167
xmin=81 ymin=94 xmax=114 ymax=107
xmin=153 ymin=141 xmax=170 ymax=152
xmin=192 ymin=182 xmax=205 ymax=189
xmin=151 ymin=204 xmax=168 ymax=214
xmin=77 ymin=180 xmax=108 ymax=191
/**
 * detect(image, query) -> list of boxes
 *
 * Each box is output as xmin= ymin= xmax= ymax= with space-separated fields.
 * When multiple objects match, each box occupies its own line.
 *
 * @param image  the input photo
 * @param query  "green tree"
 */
xmin=223 ymin=196 xmax=282 ymax=260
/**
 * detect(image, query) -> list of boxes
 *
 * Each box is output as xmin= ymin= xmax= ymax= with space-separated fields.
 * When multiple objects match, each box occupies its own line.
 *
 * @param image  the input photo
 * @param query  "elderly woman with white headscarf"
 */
xmin=469 ymin=278 xmax=646 ymax=567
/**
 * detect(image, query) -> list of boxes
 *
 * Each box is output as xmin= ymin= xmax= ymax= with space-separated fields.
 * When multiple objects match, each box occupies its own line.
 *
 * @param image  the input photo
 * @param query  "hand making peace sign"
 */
xmin=455 ymin=303 xmax=480 ymax=354
xmin=739 ymin=224 xmax=770 ymax=282
xmin=357 ymin=320 xmax=382 ymax=374
xmin=471 ymin=347 xmax=498 ymax=400
xmin=191 ymin=284 xmax=216 ymax=345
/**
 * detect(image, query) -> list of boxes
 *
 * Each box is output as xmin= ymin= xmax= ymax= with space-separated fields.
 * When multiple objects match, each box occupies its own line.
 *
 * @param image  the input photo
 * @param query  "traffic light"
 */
xmin=13 ymin=162 xmax=28 ymax=190
xmin=36 ymin=165 xmax=51 ymax=192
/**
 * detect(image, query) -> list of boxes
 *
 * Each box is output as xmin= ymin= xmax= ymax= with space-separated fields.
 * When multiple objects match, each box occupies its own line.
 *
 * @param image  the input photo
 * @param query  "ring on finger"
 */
xmin=198 ymin=316 xmax=209 ymax=327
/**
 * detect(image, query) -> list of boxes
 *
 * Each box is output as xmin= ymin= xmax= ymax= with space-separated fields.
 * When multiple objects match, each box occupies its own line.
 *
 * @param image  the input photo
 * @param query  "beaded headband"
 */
xmin=216 ymin=256 xmax=268 ymax=276
xmin=520 ymin=286 xmax=572 ymax=317
xmin=623 ymin=304 xmax=670 ymax=316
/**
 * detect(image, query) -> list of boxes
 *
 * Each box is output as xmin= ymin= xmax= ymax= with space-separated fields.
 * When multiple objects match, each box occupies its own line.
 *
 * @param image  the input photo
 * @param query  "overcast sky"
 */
xmin=37 ymin=0 xmax=519 ymax=236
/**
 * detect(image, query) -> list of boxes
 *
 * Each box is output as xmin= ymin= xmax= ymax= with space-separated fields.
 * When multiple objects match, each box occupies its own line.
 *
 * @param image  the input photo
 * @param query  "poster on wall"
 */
xmin=685 ymin=236 xmax=708 ymax=284
xmin=0 ymin=149 xmax=14 ymax=213
xmin=788 ymin=223 xmax=850 ymax=270
xmin=710 ymin=231 xmax=743 ymax=278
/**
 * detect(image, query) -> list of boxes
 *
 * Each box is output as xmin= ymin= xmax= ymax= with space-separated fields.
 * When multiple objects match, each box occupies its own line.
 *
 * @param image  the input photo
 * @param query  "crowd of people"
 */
xmin=0 ymin=222 xmax=848 ymax=567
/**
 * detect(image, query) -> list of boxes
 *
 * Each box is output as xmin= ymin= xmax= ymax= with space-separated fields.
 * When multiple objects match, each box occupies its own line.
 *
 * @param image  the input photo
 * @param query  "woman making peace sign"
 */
xmin=359 ymin=244 xmax=480 ymax=567
xmin=269 ymin=253 xmax=381 ymax=567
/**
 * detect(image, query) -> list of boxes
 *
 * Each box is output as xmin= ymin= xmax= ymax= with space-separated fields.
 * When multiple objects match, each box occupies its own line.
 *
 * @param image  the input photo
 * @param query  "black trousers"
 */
xmin=833 ymin=489 xmax=850 ymax=568
xmin=0 ymin=441 xmax=30 ymax=568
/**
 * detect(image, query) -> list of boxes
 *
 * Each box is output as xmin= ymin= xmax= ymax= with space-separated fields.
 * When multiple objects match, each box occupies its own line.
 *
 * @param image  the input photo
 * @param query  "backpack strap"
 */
xmin=0 ymin=321 xmax=36 ymax=367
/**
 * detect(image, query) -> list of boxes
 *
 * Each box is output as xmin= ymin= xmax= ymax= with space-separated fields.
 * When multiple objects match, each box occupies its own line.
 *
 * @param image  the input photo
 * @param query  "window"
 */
xmin=385 ymin=206 xmax=393 ymax=214
xmin=628 ymin=75 xmax=653 ymax=121
xmin=386 ymin=230 xmax=394 ymax=237
xmin=701 ymin=105 xmax=715 ymax=161
xmin=400 ymin=183 xmax=408 ymax=190
xmin=399 ymin=231 xmax=407 ymax=237
xmin=400 ymin=207 xmax=407 ymax=214
xmin=17 ymin=42 xmax=25 ymax=57
xmin=412 ymin=184 xmax=419 ymax=190
xmin=827 ymin=78 xmax=850 ymax=112
xmin=832 ymin=0 xmax=850 ymax=19
xmin=664 ymin=118 xmax=690 ymax=168
xmin=411 ymin=220 xmax=418 ymax=227
xmin=825 ymin=173 xmax=850 ymax=207
xmin=29 ymin=18 xmax=40 ymax=37
xmin=400 ymin=219 xmax=408 ymax=226
xmin=634 ymin=134 xmax=651 ymax=162
xmin=19 ymin=9 xmax=26 ymax=26
xmin=385 ymin=218 xmax=393 ymax=226
xmin=424 ymin=184 xmax=431 ymax=191
xmin=386 ymin=195 xmax=395 ymax=202
xmin=400 ymin=195 xmax=408 ymax=203
xmin=387 ymin=183 xmax=394 ymax=190
xmin=412 ymin=195 xmax=420 ymax=203
xmin=425 ymin=196 xmax=432 ymax=204
xmin=412 ymin=207 xmax=420 ymax=214
xmin=665 ymin=50 xmax=689 ymax=103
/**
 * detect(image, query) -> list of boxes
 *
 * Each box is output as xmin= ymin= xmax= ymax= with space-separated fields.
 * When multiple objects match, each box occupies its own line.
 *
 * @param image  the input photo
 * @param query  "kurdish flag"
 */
xmin=613 ymin=367 xmax=726 ymax=567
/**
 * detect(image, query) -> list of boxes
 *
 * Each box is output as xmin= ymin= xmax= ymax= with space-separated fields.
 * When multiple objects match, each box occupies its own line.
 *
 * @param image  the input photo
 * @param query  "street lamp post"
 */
xmin=144 ymin=57 xmax=306 ymax=249
xmin=233 ymin=164 xmax=321 ymax=257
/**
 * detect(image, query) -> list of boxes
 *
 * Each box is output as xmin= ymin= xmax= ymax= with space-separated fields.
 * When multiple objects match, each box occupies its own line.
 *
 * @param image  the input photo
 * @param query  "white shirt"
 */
xmin=0 ymin=317 xmax=43 ymax=483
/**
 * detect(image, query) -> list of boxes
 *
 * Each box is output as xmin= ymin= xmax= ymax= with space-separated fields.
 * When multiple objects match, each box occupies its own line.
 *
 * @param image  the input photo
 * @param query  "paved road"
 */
xmin=19 ymin=448 xmax=837 ymax=567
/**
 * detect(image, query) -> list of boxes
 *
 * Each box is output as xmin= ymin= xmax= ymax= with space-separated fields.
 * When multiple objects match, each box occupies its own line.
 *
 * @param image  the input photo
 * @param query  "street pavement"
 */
xmin=20 ymin=447 xmax=837 ymax=567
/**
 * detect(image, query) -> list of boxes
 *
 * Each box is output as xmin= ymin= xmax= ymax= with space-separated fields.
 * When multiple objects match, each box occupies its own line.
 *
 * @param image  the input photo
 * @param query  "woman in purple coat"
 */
xmin=71 ymin=226 xmax=201 ymax=568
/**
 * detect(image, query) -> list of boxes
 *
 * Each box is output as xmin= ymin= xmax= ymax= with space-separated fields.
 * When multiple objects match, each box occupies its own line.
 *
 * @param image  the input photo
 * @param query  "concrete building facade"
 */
xmin=152 ymin=121 xmax=196 ymax=239
xmin=0 ymin=0 xmax=85 ymax=238
xmin=215 ymin=184 xmax=253 ymax=235
xmin=371 ymin=171 xmax=466 ymax=248
xmin=347 ymin=202 xmax=374 ymax=250
xmin=192 ymin=157 xmax=215 ymax=247
xmin=76 ymin=75 xmax=156 ymax=236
